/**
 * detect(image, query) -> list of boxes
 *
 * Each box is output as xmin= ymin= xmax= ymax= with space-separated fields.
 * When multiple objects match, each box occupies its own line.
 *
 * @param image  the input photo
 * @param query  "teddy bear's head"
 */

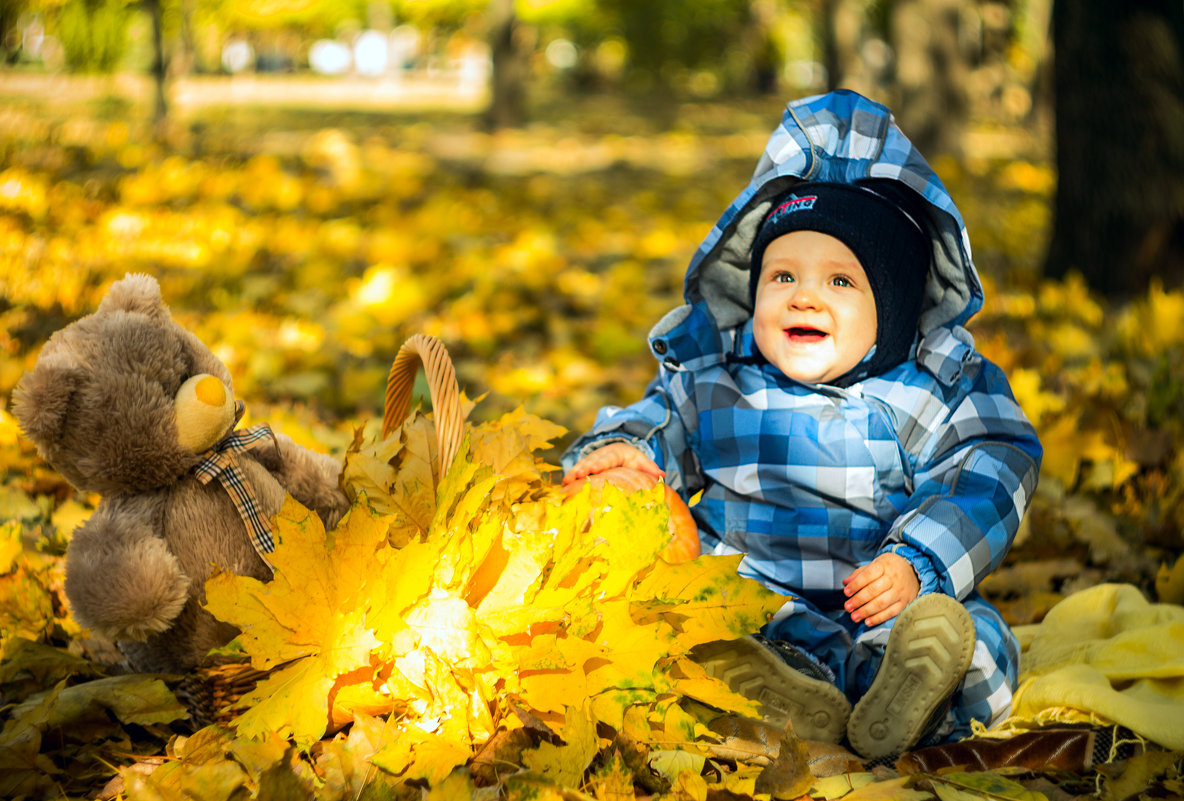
xmin=13 ymin=273 xmax=240 ymax=494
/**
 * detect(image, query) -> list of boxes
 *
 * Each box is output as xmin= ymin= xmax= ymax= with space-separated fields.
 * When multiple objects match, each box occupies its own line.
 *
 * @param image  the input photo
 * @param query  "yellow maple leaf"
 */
xmin=228 ymin=660 xmax=338 ymax=747
xmin=631 ymin=554 xmax=789 ymax=646
xmin=521 ymin=701 xmax=599 ymax=788
xmin=586 ymin=599 xmax=679 ymax=695
xmin=370 ymin=723 xmax=473 ymax=785
xmin=342 ymin=414 xmax=437 ymax=544
xmin=589 ymin=750 xmax=635 ymax=801
xmin=204 ymin=495 xmax=386 ymax=746
xmin=469 ymin=407 xmax=566 ymax=475
xmin=425 ymin=770 xmax=478 ymax=801
xmin=665 ymin=657 xmax=763 ymax=719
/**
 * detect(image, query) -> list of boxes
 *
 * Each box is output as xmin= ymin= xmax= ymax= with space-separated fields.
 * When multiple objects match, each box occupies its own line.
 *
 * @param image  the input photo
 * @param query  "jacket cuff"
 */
xmin=884 ymin=543 xmax=941 ymax=597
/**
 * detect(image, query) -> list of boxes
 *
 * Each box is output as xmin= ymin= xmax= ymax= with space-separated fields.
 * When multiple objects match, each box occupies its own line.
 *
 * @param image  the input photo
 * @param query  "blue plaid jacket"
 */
xmin=564 ymin=91 xmax=1042 ymax=611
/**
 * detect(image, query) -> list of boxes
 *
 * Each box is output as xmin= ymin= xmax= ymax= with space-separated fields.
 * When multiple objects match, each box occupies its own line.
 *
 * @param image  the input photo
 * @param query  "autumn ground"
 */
xmin=1 ymin=74 xmax=1183 ymax=799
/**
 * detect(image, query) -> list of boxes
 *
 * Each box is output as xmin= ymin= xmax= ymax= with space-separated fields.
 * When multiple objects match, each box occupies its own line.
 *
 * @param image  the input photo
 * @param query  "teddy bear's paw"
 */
xmin=66 ymin=537 xmax=191 ymax=643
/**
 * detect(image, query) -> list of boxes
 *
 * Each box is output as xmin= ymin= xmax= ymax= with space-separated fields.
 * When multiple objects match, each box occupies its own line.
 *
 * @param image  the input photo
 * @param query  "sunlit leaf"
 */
xmin=204 ymin=495 xmax=387 ymax=747
xmin=201 ymin=401 xmax=782 ymax=782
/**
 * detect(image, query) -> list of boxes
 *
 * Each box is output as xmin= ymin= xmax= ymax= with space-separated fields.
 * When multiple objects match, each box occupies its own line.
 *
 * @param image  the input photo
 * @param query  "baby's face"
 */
xmin=753 ymin=230 xmax=877 ymax=384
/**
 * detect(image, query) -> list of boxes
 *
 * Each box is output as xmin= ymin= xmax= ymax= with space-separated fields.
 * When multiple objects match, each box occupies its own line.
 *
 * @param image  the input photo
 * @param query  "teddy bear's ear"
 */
xmin=11 ymin=360 xmax=84 ymax=447
xmin=97 ymin=273 xmax=170 ymax=322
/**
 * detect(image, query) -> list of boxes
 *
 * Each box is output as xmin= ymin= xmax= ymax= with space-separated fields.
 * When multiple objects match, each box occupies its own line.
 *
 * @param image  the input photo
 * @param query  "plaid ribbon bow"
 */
xmin=192 ymin=422 xmax=279 ymax=572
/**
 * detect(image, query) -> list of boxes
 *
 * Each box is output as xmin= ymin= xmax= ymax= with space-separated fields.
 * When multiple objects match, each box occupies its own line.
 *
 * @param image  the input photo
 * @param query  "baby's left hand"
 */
xmin=842 ymin=552 xmax=919 ymax=626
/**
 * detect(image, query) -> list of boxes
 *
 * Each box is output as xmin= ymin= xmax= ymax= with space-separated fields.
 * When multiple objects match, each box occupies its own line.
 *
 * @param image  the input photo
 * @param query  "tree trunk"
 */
xmin=821 ymin=0 xmax=868 ymax=93
xmin=1044 ymin=0 xmax=1184 ymax=295
xmin=146 ymin=0 xmax=168 ymax=129
xmin=485 ymin=0 xmax=526 ymax=130
xmin=890 ymin=0 xmax=972 ymax=158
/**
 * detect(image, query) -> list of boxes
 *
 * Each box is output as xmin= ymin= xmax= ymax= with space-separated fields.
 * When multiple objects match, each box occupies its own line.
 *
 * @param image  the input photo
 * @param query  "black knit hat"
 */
xmin=749 ymin=180 xmax=931 ymax=384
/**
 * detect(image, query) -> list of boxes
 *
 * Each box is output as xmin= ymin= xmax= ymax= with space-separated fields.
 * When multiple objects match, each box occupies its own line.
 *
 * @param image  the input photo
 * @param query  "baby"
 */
xmin=563 ymin=91 xmax=1041 ymax=758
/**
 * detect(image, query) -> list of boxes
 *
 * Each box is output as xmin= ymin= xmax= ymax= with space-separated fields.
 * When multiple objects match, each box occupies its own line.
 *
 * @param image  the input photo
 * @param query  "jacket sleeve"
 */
xmin=881 ymin=361 xmax=1042 ymax=600
xmin=560 ymin=369 xmax=701 ymax=496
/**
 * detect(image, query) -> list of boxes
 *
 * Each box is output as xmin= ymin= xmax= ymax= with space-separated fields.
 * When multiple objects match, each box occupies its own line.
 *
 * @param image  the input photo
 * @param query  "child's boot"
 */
xmin=846 ymin=593 xmax=975 ymax=759
xmin=691 ymin=635 xmax=852 ymax=742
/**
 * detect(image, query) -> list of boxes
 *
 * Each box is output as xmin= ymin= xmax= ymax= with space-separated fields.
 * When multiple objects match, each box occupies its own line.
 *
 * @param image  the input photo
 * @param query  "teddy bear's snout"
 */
xmin=192 ymin=375 xmax=226 ymax=406
xmin=174 ymin=373 xmax=236 ymax=453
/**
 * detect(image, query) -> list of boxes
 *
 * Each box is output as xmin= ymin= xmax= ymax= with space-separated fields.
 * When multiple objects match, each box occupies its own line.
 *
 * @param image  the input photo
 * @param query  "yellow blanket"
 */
xmin=1003 ymin=583 xmax=1184 ymax=750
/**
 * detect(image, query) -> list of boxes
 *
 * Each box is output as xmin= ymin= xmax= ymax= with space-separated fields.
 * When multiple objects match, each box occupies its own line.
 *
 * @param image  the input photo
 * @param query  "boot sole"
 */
xmin=847 ymin=593 xmax=975 ymax=759
xmin=691 ymin=636 xmax=852 ymax=742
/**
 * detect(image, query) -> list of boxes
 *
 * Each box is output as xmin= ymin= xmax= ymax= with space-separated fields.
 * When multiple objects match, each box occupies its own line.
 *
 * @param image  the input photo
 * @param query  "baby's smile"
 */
xmin=786 ymin=326 xmax=828 ymax=343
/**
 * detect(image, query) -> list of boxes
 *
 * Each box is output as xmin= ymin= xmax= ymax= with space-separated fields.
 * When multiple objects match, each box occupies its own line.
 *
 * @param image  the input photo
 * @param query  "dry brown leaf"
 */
xmin=753 ymin=732 xmax=812 ymax=799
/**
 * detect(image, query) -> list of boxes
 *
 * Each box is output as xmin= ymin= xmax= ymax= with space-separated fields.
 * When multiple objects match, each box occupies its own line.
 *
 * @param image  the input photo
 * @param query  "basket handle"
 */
xmin=382 ymin=334 xmax=464 ymax=482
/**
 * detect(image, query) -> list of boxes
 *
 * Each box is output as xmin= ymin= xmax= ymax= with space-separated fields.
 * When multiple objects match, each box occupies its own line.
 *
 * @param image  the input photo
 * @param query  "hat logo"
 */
xmin=769 ymin=193 xmax=817 ymax=219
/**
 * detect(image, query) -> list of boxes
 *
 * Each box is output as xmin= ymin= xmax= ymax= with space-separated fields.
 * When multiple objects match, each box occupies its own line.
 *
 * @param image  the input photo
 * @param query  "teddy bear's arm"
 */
xmin=64 ymin=500 xmax=190 ymax=643
xmin=267 ymin=433 xmax=351 ymax=530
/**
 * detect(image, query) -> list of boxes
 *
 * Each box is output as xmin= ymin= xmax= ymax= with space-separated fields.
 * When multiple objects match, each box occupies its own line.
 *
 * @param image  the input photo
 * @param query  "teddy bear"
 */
xmin=12 ymin=273 xmax=351 ymax=674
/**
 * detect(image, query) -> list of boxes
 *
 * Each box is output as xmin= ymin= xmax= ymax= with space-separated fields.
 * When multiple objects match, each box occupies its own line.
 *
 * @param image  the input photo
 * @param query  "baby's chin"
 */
xmin=767 ymin=351 xmax=865 ymax=385
xmin=773 ymin=359 xmax=843 ymax=385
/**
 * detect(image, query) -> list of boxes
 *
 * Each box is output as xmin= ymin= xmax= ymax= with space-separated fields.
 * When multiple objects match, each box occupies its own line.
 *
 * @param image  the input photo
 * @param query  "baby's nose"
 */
xmin=789 ymin=287 xmax=820 ymax=308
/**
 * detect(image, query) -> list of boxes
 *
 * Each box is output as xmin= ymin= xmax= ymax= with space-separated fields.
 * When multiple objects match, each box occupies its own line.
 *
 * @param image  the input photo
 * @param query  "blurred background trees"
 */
xmin=0 ymin=0 xmax=1181 ymax=293
xmin=7 ymin=0 xmax=1179 ymax=298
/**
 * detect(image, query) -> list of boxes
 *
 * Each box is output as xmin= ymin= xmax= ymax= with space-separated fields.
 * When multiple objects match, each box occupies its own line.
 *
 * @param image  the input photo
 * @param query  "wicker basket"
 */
xmin=381 ymin=333 xmax=465 ymax=483
xmin=183 ymin=334 xmax=463 ymax=728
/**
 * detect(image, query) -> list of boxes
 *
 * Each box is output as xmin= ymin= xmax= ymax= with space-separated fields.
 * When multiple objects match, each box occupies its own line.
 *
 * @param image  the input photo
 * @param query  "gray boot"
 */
xmin=691 ymin=635 xmax=852 ymax=742
xmin=847 ymin=593 xmax=975 ymax=759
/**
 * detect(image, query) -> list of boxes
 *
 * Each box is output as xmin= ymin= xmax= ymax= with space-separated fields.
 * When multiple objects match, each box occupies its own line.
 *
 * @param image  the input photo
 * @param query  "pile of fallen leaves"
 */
xmin=4 ymin=401 xmax=1183 ymax=801
xmin=1 ymin=401 xmax=790 ymax=800
xmin=193 ymin=402 xmax=786 ymax=787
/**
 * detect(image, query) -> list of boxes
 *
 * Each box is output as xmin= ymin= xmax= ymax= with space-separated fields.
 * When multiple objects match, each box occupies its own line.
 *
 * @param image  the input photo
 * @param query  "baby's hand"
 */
xmin=842 ymin=552 xmax=919 ymax=626
xmin=562 ymin=442 xmax=664 ymax=485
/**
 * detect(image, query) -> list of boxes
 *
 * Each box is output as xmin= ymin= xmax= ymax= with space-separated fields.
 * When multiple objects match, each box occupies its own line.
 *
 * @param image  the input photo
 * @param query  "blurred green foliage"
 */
xmin=56 ymin=0 xmax=134 ymax=72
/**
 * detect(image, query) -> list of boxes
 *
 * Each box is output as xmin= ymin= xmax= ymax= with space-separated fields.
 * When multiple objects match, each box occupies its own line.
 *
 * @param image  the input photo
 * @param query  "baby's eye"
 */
xmin=772 ymin=271 xmax=794 ymax=283
xmin=831 ymin=276 xmax=853 ymax=288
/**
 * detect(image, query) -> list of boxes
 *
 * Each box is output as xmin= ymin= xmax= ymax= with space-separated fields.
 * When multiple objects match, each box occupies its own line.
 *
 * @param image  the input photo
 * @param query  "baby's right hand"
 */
xmin=562 ymin=442 xmax=664 ymax=485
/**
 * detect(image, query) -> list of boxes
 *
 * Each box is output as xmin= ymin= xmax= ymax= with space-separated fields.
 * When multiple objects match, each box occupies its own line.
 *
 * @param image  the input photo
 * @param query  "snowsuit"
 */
xmin=562 ymin=90 xmax=1042 ymax=739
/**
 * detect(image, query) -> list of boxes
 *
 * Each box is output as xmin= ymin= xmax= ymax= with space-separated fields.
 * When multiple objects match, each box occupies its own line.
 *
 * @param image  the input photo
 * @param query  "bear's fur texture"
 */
xmin=12 ymin=273 xmax=350 ymax=672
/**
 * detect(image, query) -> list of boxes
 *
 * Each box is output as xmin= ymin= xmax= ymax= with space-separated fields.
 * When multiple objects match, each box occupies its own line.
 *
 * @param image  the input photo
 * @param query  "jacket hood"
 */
xmin=683 ymin=90 xmax=982 ymax=337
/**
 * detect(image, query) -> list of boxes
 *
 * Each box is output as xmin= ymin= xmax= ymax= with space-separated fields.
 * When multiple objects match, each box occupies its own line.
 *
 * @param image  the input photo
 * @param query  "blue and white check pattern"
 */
xmin=563 ymin=90 xmax=1042 ymax=738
